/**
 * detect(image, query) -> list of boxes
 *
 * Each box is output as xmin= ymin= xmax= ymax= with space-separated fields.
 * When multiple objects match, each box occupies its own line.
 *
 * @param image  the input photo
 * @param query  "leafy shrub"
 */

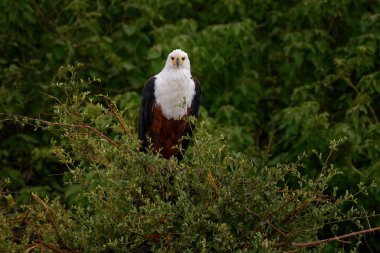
xmin=1 ymin=66 xmax=378 ymax=252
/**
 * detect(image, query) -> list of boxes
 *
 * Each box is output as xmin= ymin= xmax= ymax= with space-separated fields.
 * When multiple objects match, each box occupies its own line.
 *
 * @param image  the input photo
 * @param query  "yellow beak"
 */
xmin=172 ymin=57 xmax=183 ymax=67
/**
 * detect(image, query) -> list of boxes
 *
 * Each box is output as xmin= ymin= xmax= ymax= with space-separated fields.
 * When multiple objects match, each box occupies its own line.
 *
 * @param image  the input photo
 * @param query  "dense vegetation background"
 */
xmin=1 ymin=0 xmax=380 ymax=252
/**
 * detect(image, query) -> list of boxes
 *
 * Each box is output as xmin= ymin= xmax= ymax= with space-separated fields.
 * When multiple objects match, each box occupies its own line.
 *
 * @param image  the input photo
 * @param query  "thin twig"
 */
xmin=324 ymin=148 xmax=335 ymax=167
xmin=51 ymin=122 xmax=119 ymax=147
xmin=32 ymin=193 xmax=53 ymax=214
xmin=341 ymin=76 xmax=360 ymax=94
xmin=1 ymin=113 xmax=119 ymax=147
xmin=104 ymin=96 xmax=132 ymax=138
xmin=205 ymin=171 xmax=219 ymax=209
xmin=292 ymin=226 xmax=380 ymax=248
xmin=266 ymin=220 xmax=288 ymax=238
xmin=31 ymin=193 xmax=70 ymax=252
xmin=33 ymin=240 xmax=64 ymax=253
xmin=341 ymin=76 xmax=379 ymax=124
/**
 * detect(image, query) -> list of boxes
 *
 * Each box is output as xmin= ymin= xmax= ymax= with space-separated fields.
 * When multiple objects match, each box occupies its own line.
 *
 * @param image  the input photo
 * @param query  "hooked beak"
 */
xmin=176 ymin=57 xmax=180 ymax=67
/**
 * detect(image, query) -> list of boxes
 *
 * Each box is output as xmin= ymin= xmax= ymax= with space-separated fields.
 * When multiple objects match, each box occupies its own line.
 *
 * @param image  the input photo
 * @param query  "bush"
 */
xmin=1 ymin=66 xmax=377 ymax=252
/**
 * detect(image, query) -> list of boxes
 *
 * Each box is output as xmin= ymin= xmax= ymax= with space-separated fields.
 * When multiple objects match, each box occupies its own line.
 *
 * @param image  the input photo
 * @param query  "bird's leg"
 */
xmin=166 ymin=159 xmax=171 ymax=170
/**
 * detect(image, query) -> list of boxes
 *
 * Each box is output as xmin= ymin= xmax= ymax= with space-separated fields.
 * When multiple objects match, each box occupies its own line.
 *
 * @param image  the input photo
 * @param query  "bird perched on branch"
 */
xmin=138 ymin=49 xmax=201 ymax=160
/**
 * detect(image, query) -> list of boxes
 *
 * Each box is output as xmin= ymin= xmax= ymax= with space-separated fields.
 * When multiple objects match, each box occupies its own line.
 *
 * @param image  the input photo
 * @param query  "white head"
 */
xmin=163 ymin=49 xmax=191 ymax=70
xmin=155 ymin=49 xmax=195 ymax=119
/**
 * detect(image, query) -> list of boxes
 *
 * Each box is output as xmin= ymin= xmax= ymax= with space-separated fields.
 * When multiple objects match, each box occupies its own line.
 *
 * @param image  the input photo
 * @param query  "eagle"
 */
xmin=138 ymin=49 xmax=201 ymax=161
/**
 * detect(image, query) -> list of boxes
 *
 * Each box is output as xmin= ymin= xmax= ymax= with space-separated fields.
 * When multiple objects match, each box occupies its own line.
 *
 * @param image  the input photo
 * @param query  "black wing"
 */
xmin=138 ymin=77 xmax=156 ymax=150
xmin=190 ymin=78 xmax=202 ymax=117
xmin=175 ymin=77 xmax=202 ymax=160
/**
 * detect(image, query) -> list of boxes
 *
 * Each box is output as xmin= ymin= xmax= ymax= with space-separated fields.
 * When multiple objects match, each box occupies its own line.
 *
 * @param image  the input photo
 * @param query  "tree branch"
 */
xmin=293 ymin=226 xmax=380 ymax=248
xmin=205 ymin=171 xmax=219 ymax=209
xmin=50 ymin=121 xmax=119 ymax=147
xmin=31 ymin=193 xmax=71 ymax=252
xmin=104 ymin=95 xmax=132 ymax=138
xmin=341 ymin=76 xmax=379 ymax=124
xmin=1 ymin=113 xmax=119 ymax=147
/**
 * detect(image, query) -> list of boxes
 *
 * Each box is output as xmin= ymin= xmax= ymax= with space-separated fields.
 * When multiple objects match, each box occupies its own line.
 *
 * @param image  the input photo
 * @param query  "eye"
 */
xmin=182 ymin=57 xmax=186 ymax=61
xmin=171 ymin=56 xmax=174 ymax=60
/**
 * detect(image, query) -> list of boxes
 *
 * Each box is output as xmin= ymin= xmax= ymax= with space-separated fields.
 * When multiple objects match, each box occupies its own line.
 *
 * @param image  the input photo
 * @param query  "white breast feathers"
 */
xmin=154 ymin=69 xmax=195 ymax=120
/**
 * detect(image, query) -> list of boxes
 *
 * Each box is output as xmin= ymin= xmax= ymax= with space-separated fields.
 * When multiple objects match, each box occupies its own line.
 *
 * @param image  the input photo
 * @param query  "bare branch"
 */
xmin=104 ymin=95 xmax=132 ymax=138
xmin=1 ymin=113 xmax=119 ymax=147
xmin=31 ymin=193 xmax=53 ymax=214
xmin=205 ymin=171 xmax=219 ymax=209
xmin=31 ymin=193 xmax=72 ymax=252
xmin=32 ymin=240 xmax=65 ymax=253
xmin=50 ymin=121 xmax=119 ymax=147
xmin=293 ymin=226 xmax=380 ymax=248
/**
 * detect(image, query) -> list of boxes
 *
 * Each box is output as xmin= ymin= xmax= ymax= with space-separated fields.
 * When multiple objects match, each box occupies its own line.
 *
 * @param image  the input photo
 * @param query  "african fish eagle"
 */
xmin=138 ymin=49 xmax=202 ymax=160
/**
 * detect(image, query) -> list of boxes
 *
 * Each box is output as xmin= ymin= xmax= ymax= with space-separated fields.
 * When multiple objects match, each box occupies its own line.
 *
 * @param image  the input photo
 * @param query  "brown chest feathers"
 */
xmin=148 ymin=104 xmax=191 ymax=159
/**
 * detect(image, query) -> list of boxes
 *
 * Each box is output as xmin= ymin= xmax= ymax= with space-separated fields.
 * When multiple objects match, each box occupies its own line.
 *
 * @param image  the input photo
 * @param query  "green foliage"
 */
xmin=1 ymin=0 xmax=380 ymax=251
xmin=1 ymin=66 xmax=377 ymax=252
xmin=0 ymin=178 xmax=28 ymax=252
